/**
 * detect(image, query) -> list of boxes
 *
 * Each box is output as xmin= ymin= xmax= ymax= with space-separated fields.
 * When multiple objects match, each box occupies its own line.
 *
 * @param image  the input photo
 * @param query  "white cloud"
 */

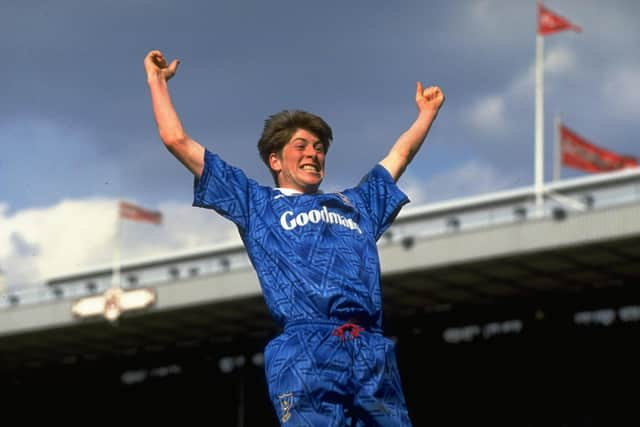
xmin=508 ymin=64 xmax=535 ymax=100
xmin=509 ymin=44 xmax=577 ymax=100
xmin=466 ymin=44 xmax=578 ymax=136
xmin=545 ymin=45 xmax=576 ymax=74
xmin=465 ymin=94 xmax=508 ymax=135
xmin=422 ymin=160 xmax=510 ymax=202
xmin=0 ymin=198 xmax=237 ymax=291
xmin=602 ymin=64 xmax=640 ymax=117
xmin=398 ymin=176 xmax=428 ymax=205
xmin=0 ymin=198 xmax=115 ymax=289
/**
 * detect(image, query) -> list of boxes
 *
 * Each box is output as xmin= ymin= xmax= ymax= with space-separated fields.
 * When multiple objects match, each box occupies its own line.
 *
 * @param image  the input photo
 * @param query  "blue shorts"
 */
xmin=264 ymin=320 xmax=412 ymax=426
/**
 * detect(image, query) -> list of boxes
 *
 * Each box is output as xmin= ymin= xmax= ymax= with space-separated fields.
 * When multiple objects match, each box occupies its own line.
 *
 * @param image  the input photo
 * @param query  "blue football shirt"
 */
xmin=193 ymin=150 xmax=409 ymax=330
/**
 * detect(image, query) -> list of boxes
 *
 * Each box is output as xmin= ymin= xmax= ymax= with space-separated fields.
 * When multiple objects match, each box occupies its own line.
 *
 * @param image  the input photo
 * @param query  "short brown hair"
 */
xmin=257 ymin=110 xmax=333 ymax=183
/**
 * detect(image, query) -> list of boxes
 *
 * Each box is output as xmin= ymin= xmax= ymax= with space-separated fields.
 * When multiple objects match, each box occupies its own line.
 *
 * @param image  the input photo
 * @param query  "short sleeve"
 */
xmin=354 ymin=164 xmax=410 ymax=240
xmin=193 ymin=149 xmax=252 ymax=231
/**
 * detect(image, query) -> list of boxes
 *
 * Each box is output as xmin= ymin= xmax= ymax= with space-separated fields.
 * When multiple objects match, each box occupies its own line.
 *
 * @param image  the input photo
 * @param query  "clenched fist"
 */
xmin=415 ymin=82 xmax=445 ymax=114
xmin=144 ymin=50 xmax=180 ymax=82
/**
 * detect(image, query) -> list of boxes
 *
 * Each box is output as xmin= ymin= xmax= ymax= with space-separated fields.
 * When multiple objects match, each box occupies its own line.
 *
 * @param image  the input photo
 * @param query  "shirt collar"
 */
xmin=275 ymin=187 xmax=323 ymax=196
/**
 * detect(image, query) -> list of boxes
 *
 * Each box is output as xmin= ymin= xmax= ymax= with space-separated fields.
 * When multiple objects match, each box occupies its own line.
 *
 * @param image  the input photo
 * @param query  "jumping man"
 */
xmin=144 ymin=49 xmax=444 ymax=426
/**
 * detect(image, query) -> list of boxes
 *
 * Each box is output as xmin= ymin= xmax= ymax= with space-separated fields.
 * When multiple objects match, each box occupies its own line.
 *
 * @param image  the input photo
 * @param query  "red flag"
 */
xmin=560 ymin=125 xmax=638 ymax=173
xmin=119 ymin=201 xmax=162 ymax=224
xmin=538 ymin=3 xmax=581 ymax=35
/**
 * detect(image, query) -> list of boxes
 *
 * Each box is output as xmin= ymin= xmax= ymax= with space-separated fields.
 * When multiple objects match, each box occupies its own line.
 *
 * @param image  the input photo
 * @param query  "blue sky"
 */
xmin=1 ymin=0 xmax=639 ymax=289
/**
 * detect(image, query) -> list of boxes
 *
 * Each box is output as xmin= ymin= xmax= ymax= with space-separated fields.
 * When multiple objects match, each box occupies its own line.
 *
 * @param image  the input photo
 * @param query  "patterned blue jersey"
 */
xmin=193 ymin=150 xmax=409 ymax=330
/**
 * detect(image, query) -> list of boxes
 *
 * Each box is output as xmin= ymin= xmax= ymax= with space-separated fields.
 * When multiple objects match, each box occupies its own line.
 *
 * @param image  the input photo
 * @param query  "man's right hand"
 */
xmin=144 ymin=50 xmax=180 ymax=82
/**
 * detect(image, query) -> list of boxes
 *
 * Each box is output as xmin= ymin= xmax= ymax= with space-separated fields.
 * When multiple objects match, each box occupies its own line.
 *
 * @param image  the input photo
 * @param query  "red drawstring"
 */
xmin=332 ymin=323 xmax=365 ymax=341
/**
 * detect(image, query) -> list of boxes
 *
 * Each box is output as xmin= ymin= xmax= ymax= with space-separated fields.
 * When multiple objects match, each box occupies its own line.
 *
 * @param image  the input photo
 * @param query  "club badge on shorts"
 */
xmin=278 ymin=392 xmax=294 ymax=423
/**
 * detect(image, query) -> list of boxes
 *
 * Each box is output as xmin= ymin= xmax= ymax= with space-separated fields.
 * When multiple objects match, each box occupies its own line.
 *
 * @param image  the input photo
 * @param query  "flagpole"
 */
xmin=534 ymin=33 xmax=545 ymax=217
xmin=112 ymin=202 xmax=122 ymax=290
xmin=553 ymin=113 xmax=561 ymax=181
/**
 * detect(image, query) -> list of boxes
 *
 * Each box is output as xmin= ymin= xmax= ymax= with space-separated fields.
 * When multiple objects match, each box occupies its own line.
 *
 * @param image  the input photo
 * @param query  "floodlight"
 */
xmin=72 ymin=287 xmax=156 ymax=322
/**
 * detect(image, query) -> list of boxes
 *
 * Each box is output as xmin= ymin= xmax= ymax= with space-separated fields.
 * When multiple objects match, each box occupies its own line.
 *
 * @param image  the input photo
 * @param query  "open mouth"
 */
xmin=301 ymin=164 xmax=320 ymax=173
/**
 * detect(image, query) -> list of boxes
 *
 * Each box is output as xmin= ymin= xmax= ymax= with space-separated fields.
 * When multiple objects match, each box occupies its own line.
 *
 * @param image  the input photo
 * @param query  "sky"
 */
xmin=1 ymin=0 xmax=639 ymax=291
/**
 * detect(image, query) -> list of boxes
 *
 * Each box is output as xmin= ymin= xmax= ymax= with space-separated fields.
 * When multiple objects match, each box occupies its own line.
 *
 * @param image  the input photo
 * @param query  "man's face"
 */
xmin=269 ymin=128 xmax=326 ymax=193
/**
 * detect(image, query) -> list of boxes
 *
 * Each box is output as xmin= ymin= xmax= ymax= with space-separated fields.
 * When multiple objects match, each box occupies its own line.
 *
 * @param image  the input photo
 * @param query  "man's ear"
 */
xmin=269 ymin=152 xmax=281 ymax=173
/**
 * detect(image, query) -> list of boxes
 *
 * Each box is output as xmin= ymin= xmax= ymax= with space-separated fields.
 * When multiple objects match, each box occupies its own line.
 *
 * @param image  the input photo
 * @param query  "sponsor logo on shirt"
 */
xmin=279 ymin=205 xmax=362 ymax=234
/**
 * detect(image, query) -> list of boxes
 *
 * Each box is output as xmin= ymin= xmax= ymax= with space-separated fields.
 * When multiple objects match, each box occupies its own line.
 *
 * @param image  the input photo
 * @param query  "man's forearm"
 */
xmin=393 ymin=110 xmax=438 ymax=162
xmin=147 ymin=75 xmax=189 ymax=146
xmin=380 ymin=109 xmax=438 ymax=181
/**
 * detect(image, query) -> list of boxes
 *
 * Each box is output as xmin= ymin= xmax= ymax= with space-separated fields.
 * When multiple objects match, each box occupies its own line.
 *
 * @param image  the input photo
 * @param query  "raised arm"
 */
xmin=144 ymin=50 xmax=205 ymax=178
xmin=379 ymin=82 xmax=445 ymax=182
